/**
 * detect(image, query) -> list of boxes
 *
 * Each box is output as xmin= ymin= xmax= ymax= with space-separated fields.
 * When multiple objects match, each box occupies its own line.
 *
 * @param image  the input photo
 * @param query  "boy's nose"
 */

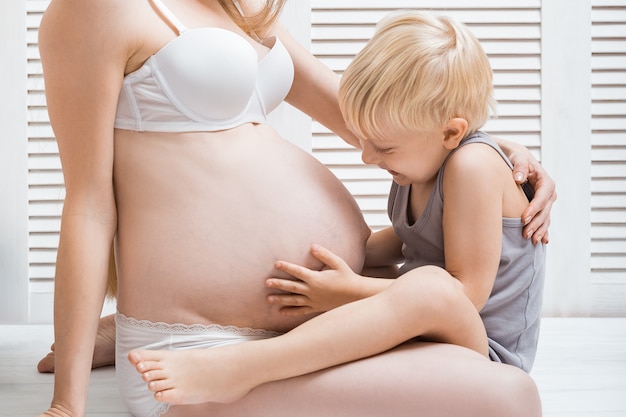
xmin=360 ymin=145 xmax=378 ymax=165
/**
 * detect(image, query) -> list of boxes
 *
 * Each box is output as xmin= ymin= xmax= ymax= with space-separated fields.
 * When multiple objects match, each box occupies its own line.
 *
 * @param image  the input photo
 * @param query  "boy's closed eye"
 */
xmin=374 ymin=145 xmax=394 ymax=154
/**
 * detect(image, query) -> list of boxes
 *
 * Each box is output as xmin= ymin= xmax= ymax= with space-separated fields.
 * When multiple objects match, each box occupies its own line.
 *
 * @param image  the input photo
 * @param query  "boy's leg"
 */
xmin=37 ymin=266 xmax=398 ymax=373
xmin=130 ymin=266 xmax=489 ymax=405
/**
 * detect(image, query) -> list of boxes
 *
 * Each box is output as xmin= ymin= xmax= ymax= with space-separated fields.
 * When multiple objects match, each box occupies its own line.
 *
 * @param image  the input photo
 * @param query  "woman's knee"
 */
xmin=493 ymin=366 xmax=542 ymax=417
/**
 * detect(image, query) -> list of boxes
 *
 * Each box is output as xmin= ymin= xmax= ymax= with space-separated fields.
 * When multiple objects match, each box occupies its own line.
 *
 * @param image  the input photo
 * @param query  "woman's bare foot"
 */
xmin=37 ymin=314 xmax=117 ymax=373
xmin=128 ymin=343 xmax=260 ymax=405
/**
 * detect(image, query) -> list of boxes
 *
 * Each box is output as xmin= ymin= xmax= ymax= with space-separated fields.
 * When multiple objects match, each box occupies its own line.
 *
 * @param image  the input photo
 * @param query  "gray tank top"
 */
xmin=388 ymin=132 xmax=546 ymax=371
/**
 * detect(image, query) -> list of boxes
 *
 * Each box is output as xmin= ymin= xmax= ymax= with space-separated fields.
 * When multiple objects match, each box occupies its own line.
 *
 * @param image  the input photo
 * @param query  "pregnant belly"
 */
xmin=114 ymin=128 xmax=370 ymax=332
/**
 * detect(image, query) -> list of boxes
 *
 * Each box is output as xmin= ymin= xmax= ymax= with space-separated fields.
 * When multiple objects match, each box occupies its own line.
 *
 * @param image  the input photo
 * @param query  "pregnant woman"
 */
xmin=38 ymin=1 xmax=555 ymax=416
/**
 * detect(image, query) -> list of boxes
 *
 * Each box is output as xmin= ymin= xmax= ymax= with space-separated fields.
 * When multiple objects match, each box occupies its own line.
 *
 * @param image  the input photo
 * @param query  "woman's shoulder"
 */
xmin=41 ymin=0 xmax=155 ymax=70
xmin=43 ymin=0 xmax=135 ymax=23
xmin=41 ymin=0 xmax=144 ymax=45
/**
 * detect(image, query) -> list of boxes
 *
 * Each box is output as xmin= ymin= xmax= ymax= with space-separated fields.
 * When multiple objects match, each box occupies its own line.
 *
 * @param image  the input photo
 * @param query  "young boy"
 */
xmin=128 ymin=10 xmax=545 ymax=411
xmin=266 ymin=9 xmax=546 ymax=372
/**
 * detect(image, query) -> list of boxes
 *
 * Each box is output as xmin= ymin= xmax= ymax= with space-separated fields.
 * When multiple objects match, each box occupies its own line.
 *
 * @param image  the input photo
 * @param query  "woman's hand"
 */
xmin=500 ymin=139 xmax=557 ymax=245
xmin=509 ymin=150 xmax=557 ymax=245
xmin=266 ymin=245 xmax=363 ymax=316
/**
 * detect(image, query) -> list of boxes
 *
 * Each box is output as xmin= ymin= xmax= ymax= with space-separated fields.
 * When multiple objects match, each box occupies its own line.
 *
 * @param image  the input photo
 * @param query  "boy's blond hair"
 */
xmin=339 ymin=10 xmax=496 ymax=140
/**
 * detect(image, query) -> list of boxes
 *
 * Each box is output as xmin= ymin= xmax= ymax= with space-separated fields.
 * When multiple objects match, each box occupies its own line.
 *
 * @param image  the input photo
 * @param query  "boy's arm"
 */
xmin=360 ymin=226 xmax=403 ymax=279
xmin=442 ymin=143 xmax=514 ymax=309
xmin=266 ymin=244 xmax=397 ymax=316
xmin=364 ymin=226 xmax=404 ymax=268
xmin=266 ymin=227 xmax=404 ymax=315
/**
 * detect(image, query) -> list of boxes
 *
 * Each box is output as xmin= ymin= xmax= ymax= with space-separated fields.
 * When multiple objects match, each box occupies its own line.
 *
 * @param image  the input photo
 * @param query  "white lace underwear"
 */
xmin=115 ymin=311 xmax=280 ymax=417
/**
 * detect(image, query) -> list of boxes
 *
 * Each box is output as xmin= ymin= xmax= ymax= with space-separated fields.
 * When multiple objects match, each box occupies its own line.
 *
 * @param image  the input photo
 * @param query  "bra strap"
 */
xmin=149 ymin=0 xmax=188 ymax=34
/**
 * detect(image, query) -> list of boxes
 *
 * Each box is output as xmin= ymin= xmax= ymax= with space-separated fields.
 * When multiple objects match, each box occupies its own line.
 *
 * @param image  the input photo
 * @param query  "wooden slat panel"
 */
xmin=592 ymin=22 xmax=626 ymax=36
xmin=592 ymin=8 xmax=626 ymax=22
xmin=27 ymin=0 xmax=58 ymax=295
xmin=28 ymin=186 xmax=66 ymax=202
xmin=343 ymin=180 xmax=394 ymax=197
xmin=590 ymin=1 xmax=626 ymax=315
xmin=592 ymin=239 xmax=626 ymax=254
xmin=592 ymin=195 xmax=626 ymax=209
xmin=28 ymin=234 xmax=60 ymax=250
xmin=329 ymin=167 xmax=391 ymax=181
xmin=312 ymin=10 xmax=541 ymax=25
xmin=592 ymin=284 xmax=626 ymax=316
xmin=592 ymin=224 xmax=626 ymax=239
xmin=312 ymin=25 xmax=542 ymax=41
xmin=312 ymin=0 xmax=541 ymax=8
xmin=311 ymin=39 xmax=541 ymax=56
xmin=592 ymin=179 xmax=626 ymax=192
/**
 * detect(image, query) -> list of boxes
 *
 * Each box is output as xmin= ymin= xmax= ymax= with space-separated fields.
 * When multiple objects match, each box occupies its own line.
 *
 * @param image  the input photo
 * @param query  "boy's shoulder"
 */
xmin=449 ymin=133 xmax=503 ymax=170
xmin=444 ymin=133 xmax=512 ymax=193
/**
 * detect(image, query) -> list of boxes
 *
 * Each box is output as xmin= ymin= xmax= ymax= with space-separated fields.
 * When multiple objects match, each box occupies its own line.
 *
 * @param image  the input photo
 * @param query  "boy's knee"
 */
xmin=395 ymin=266 xmax=466 ymax=307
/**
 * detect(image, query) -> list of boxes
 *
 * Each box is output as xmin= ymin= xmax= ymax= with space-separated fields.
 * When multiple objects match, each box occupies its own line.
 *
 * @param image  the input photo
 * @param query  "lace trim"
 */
xmin=150 ymin=402 xmax=171 ymax=417
xmin=116 ymin=311 xmax=281 ymax=338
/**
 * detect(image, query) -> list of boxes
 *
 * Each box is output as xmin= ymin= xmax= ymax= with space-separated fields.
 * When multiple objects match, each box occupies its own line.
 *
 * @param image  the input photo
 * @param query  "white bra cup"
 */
xmin=154 ymin=28 xmax=259 ymax=121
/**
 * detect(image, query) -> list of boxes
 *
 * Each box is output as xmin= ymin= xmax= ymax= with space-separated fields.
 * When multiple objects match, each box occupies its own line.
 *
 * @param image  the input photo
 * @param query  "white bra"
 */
xmin=114 ymin=0 xmax=294 ymax=132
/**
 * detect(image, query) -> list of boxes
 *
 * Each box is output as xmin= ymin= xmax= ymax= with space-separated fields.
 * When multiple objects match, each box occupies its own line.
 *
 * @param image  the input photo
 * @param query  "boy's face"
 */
xmin=357 ymin=125 xmax=451 ymax=187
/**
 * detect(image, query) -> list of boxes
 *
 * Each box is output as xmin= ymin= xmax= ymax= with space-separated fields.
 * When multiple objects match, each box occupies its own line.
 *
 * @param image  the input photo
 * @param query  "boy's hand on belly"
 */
xmin=266 ymin=244 xmax=363 ymax=315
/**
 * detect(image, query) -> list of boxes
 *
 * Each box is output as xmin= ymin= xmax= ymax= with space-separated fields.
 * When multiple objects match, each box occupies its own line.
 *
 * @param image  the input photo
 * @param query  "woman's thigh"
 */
xmin=166 ymin=341 xmax=541 ymax=417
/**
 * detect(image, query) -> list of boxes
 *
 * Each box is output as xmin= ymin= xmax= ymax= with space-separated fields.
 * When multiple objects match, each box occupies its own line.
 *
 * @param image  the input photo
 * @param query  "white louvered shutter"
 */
xmin=590 ymin=0 xmax=626 ymax=316
xmin=26 ymin=0 xmax=59 ymax=322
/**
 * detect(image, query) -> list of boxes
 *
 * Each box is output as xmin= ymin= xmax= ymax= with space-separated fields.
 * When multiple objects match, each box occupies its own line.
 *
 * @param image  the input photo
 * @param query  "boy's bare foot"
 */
xmin=37 ymin=314 xmax=117 ymax=373
xmin=128 ymin=343 xmax=260 ymax=405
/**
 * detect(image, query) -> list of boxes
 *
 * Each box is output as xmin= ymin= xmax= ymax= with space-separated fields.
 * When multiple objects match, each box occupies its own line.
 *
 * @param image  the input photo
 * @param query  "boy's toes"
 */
xmin=128 ymin=350 xmax=144 ymax=365
xmin=141 ymin=369 xmax=167 ymax=383
xmin=129 ymin=350 xmax=163 ymax=372
xmin=148 ymin=378 xmax=174 ymax=393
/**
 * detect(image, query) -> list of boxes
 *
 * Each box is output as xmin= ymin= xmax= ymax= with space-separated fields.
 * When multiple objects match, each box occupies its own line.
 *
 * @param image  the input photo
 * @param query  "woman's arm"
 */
xmin=38 ymin=0 xmax=128 ymax=414
xmin=268 ymin=22 xmax=361 ymax=148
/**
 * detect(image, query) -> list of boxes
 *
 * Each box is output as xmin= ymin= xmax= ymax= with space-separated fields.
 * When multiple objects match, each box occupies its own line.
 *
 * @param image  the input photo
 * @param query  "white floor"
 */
xmin=1 ymin=318 xmax=625 ymax=417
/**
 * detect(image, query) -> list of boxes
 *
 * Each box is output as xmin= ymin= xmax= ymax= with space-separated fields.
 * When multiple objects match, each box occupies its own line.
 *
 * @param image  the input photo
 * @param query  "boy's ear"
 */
xmin=442 ymin=118 xmax=468 ymax=150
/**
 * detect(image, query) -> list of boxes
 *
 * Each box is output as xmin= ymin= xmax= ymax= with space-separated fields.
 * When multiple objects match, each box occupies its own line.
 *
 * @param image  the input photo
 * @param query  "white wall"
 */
xmin=0 ymin=1 xmax=29 ymax=323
